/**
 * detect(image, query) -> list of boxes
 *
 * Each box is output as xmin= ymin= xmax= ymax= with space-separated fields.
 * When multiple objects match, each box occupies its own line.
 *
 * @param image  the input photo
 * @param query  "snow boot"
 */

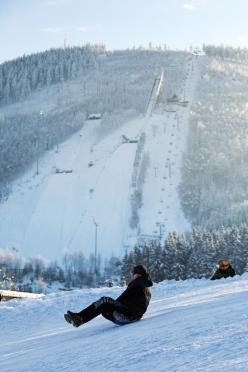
xmin=64 ymin=311 xmax=84 ymax=327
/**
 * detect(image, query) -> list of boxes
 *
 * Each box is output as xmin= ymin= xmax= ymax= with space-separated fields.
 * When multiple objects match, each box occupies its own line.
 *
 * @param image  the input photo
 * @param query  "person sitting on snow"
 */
xmin=64 ymin=264 xmax=153 ymax=327
xmin=210 ymin=259 xmax=236 ymax=280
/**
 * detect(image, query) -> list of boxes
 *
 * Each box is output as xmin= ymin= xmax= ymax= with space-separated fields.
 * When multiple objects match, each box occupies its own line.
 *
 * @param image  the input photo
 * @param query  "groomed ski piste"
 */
xmin=1 ymin=274 xmax=248 ymax=371
xmin=0 ymin=56 xmax=197 ymax=260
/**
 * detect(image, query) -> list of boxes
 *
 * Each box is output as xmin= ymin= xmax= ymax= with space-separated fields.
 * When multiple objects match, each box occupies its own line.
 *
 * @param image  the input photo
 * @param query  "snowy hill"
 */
xmin=0 ymin=116 xmax=144 ymax=259
xmin=0 ymin=54 xmax=197 ymax=261
xmin=1 ymin=275 xmax=248 ymax=371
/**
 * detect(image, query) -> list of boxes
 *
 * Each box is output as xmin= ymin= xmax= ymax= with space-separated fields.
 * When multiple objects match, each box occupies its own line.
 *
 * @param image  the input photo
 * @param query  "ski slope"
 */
xmin=0 ymin=57 xmax=198 ymax=260
xmin=129 ymin=56 xmax=198 ymax=243
xmin=0 ymin=116 xmax=145 ymax=259
xmin=1 ymin=275 xmax=248 ymax=371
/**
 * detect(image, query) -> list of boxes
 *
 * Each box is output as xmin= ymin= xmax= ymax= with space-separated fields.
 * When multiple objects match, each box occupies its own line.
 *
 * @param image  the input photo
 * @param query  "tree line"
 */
xmin=121 ymin=224 xmax=248 ymax=282
xmin=0 ymin=249 xmax=122 ymax=292
xmin=203 ymin=44 xmax=248 ymax=61
xmin=1 ymin=223 xmax=248 ymax=292
xmin=0 ymin=44 xmax=105 ymax=105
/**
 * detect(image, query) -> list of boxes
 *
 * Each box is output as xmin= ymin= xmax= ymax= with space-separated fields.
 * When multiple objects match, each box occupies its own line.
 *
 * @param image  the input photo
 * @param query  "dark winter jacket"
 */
xmin=210 ymin=265 xmax=236 ymax=280
xmin=116 ymin=274 xmax=153 ymax=319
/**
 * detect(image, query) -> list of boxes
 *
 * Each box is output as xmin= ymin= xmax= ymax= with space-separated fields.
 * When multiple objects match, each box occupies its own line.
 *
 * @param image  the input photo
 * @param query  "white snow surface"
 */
xmin=0 ymin=57 xmax=198 ymax=260
xmin=1 ymin=275 xmax=248 ymax=371
xmin=0 ymin=117 xmax=144 ymax=259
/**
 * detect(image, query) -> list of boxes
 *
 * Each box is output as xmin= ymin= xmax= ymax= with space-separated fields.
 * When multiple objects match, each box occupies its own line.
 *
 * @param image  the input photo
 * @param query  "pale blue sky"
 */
xmin=1 ymin=0 xmax=248 ymax=63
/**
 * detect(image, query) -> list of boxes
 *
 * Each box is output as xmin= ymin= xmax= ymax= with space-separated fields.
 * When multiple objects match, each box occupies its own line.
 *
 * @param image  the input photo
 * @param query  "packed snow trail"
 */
xmin=1 ymin=275 xmax=248 ymax=371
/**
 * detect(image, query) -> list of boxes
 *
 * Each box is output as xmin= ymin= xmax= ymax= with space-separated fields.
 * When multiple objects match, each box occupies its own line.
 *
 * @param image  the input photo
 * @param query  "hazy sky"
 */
xmin=1 ymin=0 xmax=248 ymax=63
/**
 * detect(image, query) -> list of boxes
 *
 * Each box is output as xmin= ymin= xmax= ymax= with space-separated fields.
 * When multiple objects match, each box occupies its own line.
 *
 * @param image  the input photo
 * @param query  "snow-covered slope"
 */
xmin=0 ymin=116 xmax=144 ymax=259
xmin=0 ymin=56 xmax=197 ymax=260
xmin=138 ymin=60 xmax=197 ymax=239
xmin=1 ymin=275 xmax=248 ymax=371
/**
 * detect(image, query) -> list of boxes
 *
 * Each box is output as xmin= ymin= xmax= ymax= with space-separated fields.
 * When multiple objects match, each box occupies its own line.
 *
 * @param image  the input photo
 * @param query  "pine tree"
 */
xmin=149 ymin=242 xmax=163 ymax=282
xmin=162 ymin=232 xmax=177 ymax=280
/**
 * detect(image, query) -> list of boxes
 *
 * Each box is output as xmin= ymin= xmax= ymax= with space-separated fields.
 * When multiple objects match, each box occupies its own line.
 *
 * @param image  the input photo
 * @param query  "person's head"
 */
xmin=218 ymin=259 xmax=230 ymax=269
xmin=131 ymin=265 xmax=149 ymax=280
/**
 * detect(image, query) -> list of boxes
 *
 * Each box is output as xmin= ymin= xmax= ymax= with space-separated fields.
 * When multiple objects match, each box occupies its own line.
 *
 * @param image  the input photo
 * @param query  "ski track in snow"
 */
xmin=1 ymin=275 xmax=248 ymax=371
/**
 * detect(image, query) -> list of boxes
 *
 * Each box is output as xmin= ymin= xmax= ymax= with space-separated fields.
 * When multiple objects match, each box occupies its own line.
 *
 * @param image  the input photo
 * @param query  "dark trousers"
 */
xmin=78 ymin=296 xmax=138 ymax=325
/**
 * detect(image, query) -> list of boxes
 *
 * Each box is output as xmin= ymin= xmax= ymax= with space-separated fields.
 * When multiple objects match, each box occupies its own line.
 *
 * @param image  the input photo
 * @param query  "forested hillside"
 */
xmin=180 ymin=46 xmax=248 ymax=227
xmin=0 ymin=46 xmax=187 ymax=200
xmin=0 ymin=45 xmax=103 ymax=105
